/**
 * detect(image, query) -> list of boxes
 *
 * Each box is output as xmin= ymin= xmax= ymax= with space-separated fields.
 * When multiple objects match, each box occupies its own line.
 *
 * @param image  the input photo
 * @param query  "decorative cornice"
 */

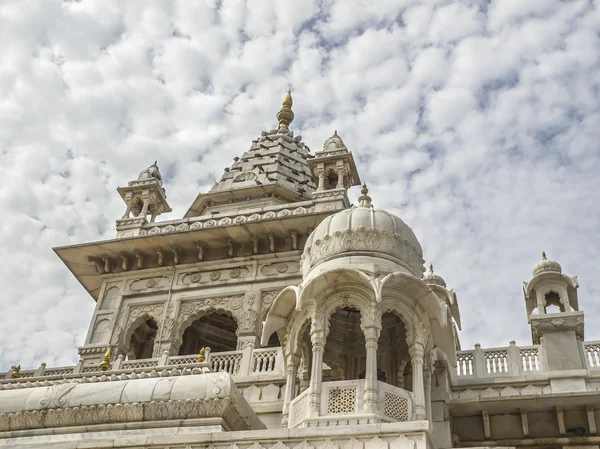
xmin=139 ymin=204 xmax=315 ymax=238
xmin=0 ymin=397 xmax=255 ymax=432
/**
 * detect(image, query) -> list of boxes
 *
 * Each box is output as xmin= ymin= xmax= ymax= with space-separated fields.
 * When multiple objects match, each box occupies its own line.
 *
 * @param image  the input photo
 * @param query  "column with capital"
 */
xmin=308 ymin=330 xmax=326 ymax=416
xmin=424 ymin=364 xmax=433 ymax=421
xmin=281 ymin=353 xmax=300 ymax=427
xmin=410 ymin=342 xmax=427 ymax=420
xmin=336 ymin=168 xmax=345 ymax=189
xmin=363 ymin=326 xmax=381 ymax=413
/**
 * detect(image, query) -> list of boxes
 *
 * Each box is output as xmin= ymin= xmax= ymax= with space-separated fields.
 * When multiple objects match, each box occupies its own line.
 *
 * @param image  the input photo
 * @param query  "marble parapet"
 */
xmin=0 ymin=372 xmax=264 ymax=435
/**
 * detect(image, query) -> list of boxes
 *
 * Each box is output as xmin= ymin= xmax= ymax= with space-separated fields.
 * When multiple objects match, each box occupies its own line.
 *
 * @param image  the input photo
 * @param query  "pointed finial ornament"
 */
xmin=276 ymin=90 xmax=294 ymax=129
xmin=197 ymin=347 xmax=206 ymax=363
xmin=11 ymin=364 xmax=21 ymax=378
xmin=358 ymin=183 xmax=373 ymax=207
xmin=100 ymin=348 xmax=112 ymax=371
xmin=429 ymin=263 xmax=434 ymax=274
xmin=542 ymin=250 xmax=547 ymax=260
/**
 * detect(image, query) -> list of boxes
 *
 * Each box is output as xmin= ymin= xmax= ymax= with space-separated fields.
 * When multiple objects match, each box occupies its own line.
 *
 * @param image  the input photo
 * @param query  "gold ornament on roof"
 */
xmin=100 ymin=348 xmax=112 ymax=371
xmin=358 ymin=183 xmax=373 ymax=207
xmin=542 ymin=251 xmax=547 ymax=260
xmin=276 ymin=90 xmax=294 ymax=129
xmin=11 ymin=364 xmax=21 ymax=378
xmin=429 ymin=263 xmax=434 ymax=274
xmin=197 ymin=347 xmax=206 ymax=363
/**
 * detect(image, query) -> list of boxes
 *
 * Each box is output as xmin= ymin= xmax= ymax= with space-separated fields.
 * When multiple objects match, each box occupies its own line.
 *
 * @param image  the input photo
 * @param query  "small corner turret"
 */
xmin=309 ymin=130 xmax=361 ymax=211
xmin=116 ymin=161 xmax=172 ymax=238
xmin=523 ymin=252 xmax=584 ymax=380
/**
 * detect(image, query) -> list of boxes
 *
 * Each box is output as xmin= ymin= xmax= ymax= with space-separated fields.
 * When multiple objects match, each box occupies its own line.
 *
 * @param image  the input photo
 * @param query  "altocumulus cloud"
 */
xmin=0 ymin=0 xmax=599 ymax=370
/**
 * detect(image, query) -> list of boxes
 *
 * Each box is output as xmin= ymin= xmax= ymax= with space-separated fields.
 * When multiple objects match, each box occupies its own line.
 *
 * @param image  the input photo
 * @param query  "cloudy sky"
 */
xmin=1 ymin=0 xmax=599 ymax=371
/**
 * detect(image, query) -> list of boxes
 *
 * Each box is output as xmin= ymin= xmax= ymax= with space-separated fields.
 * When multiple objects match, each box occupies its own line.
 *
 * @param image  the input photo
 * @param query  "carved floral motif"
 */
xmin=303 ymin=228 xmax=423 ymax=276
xmin=0 ymin=397 xmax=253 ymax=432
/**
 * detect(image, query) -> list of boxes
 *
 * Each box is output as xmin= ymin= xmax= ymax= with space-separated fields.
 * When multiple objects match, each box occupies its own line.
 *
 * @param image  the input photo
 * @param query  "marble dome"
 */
xmin=532 ymin=251 xmax=562 ymax=276
xmin=423 ymin=264 xmax=447 ymax=288
xmin=302 ymin=186 xmax=424 ymax=277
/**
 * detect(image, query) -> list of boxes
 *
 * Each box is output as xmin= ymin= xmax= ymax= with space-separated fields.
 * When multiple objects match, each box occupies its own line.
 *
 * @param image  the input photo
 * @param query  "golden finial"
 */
xmin=100 ymin=348 xmax=112 ymax=371
xmin=11 ymin=364 xmax=21 ymax=378
xmin=429 ymin=263 xmax=434 ymax=274
xmin=358 ymin=183 xmax=372 ymax=207
xmin=197 ymin=347 xmax=206 ymax=363
xmin=282 ymin=90 xmax=293 ymax=107
xmin=542 ymin=251 xmax=547 ymax=260
xmin=276 ymin=90 xmax=294 ymax=129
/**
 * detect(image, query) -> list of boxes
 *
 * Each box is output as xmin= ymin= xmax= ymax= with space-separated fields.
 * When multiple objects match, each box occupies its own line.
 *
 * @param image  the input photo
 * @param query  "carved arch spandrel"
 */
xmin=376 ymin=297 xmax=429 ymax=348
xmin=111 ymin=302 xmax=165 ymax=348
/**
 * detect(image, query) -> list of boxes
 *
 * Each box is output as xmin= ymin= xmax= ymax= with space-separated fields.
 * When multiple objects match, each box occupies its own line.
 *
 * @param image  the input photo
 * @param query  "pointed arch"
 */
xmin=175 ymin=305 xmax=240 ymax=349
xmin=379 ymin=271 xmax=457 ymax=367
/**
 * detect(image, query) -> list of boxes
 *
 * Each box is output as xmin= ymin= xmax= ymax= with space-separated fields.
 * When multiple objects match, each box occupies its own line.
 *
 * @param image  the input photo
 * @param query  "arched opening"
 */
xmin=127 ymin=318 xmax=158 ymax=360
xmin=324 ymin=307 xmax=365 ymax=381
xmin=179 ymin=313 xmax=238 ymax=355
xmin=544 ymin=291 xmax=564 ymax=313
xmin=266 ymin=331 xmax=282 ymax=348
xmin=376 ymin=312 xmax=411 ymax=389
xmin=326 ymin=170 xmax=338 ymax=190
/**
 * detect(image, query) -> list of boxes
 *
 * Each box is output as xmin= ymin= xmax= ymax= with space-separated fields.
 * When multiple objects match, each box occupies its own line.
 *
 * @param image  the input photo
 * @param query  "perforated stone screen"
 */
xmin=383 ymin=391 xmax=409 ymax=421
xmin=326 ymin=387 xmax=356 ymax=414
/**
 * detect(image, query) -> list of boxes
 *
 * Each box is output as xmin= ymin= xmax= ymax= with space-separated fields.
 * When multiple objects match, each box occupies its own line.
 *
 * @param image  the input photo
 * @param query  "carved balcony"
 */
xmin=288 ymin=380 xmax=413 ymax=428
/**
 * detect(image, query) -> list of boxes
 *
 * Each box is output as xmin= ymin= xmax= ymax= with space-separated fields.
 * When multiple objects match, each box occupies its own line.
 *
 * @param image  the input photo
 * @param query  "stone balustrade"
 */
xmin=584 ymin=340 xmax=600 ymax=368
xmin=455 ymin=340 xmax=600 ymax=382
xmin=455 ymin=341 xmax=542 ymax=379
xmin=1 ymin=346 xmax=284 ymax=384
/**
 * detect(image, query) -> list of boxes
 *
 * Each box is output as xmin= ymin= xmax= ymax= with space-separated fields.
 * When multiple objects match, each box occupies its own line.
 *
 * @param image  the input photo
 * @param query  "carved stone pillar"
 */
xmin=122 ymin=203 xmax=133 ymax=219
xmin=410 ymin=342 xmax=427 ymax=420
xmin=336 ymin=169 xmax=345 ymax=189
xmin=281 ymin=353 xmax=300 ymax=427
xmin=308 ymin=330 xmax=326 ymax=416
xmin=139 ymin=198 xmax=150 ymax=218
xmin=317 ymin=173 xmax=325 ymax=191
xmin=424 ymin=365 xmax=432 ymax=421
xmin=237 ymin=335 xmax=259 ymax=350
xmin=363 ymin=326 xmax=380 ymax=413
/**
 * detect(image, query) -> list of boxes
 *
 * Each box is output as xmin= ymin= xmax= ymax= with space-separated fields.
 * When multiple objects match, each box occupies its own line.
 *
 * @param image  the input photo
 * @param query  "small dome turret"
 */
xmin=323 ymin=130 xmax=347 ymax=152
xmin=532 ymin=251 xmax=562 ymax=276
xmin=423 ymin=264 xmax=447 ymax=288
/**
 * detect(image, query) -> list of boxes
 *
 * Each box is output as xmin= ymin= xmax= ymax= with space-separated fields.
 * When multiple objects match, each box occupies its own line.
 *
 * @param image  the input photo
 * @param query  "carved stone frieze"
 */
xmin=181 ymin=267 xmax=249 ymax=285
xmin=260 ymin=262 xmax=299 ymax=276
xmin=128 ymin=276 xmax=170 ymax=291
xmin=0 ymin=397 xmax=253 ymax=432
xmin=128 ymin=205 xmax=315 ymax=239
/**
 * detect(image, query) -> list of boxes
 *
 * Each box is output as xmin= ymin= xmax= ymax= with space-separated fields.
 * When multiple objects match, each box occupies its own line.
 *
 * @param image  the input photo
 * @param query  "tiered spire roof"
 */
xmin=185 ymin=92 xmax=317 ymax=217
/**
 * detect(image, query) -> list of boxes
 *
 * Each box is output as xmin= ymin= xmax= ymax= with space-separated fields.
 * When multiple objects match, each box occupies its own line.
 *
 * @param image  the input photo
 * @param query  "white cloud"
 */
xmin=0 ymin=0 xmax=599 ymax=370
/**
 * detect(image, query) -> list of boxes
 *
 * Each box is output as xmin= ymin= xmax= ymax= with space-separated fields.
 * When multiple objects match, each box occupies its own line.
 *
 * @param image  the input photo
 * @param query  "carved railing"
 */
xmin=1 ymin=346 xmax=284 ymax=383
xmin=210 ymin=351 xmax=242 ymax=375
xmin=455 ymin=342 xmax=542 ymax=379
xmin=585 ymin=341 xmax=600 ymax=368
